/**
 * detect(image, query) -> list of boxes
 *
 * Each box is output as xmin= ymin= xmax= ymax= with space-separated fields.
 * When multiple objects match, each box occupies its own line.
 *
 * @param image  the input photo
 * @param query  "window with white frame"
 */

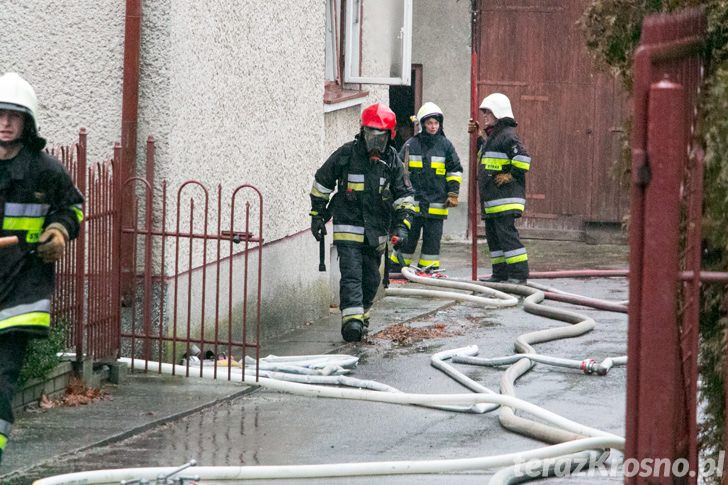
xmin=324 ymin=0 xmax=412 ymax=109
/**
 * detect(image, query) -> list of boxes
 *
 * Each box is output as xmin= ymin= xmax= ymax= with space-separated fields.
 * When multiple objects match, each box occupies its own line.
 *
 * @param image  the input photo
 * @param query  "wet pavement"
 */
xmin=2 ymin=239 xmax=629 ymax=484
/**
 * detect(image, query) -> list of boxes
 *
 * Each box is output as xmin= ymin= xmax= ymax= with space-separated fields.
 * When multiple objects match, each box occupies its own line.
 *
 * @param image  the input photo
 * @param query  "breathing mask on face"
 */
xmin=362 ymin=127 xmax=389 ymax=160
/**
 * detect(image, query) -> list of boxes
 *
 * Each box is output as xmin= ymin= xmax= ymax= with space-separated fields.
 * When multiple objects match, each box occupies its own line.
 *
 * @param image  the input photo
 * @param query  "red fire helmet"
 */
xmin=360 ymin=103 xmax=397 ymax=139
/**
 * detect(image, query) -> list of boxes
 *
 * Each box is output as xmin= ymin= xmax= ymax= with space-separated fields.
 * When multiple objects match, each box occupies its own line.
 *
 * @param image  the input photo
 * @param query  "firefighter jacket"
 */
xmin=399 ymin=130 xmax=462 ymax=219
xmin=0 ymin=147 xmax=84 ymax=337
xmin=310 ymin=136 xmax=415 ymax=250
xmin=477 ymin=118 xmax=531 ymax=219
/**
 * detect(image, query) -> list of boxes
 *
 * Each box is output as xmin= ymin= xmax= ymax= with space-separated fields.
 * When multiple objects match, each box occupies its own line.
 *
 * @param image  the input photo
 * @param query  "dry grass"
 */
xmin=39 ymin=377 xmax=110 ymax=409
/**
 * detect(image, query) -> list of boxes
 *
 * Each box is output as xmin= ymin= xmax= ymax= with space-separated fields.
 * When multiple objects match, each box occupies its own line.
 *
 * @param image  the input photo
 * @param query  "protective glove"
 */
xmin=37 ymin=224 xmax=69 ymax=263
xmin=446 ymin=192 xmax=459 ymax=208
xmin=310 ymin=216 xmax=327 ymax=242
xmin=467 ymin=118 xmax=480 ymax=134
xmin=390 ymin=225 xmax=408 ymax=249
xmin=494 ymin=172 xmax=514 ymax=187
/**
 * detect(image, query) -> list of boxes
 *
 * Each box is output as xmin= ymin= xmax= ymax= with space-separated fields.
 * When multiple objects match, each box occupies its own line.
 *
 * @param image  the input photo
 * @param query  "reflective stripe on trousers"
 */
xmin=337 ymin=244 xmax=382 ymax=324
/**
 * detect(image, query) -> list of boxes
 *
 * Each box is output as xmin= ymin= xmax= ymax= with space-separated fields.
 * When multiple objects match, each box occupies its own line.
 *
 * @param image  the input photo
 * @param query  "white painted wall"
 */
xmin=0 ymin=0 xmax=125 ymax=161
xmin=411 ymin=0 xmax=471 ymax=239
xmin=1 ymin=0 xmax=399 ymax=340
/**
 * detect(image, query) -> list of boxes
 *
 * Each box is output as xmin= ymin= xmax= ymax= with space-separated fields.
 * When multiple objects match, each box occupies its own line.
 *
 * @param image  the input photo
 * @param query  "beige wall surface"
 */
xmin=0 ymin=0 xmax=125 ymax=161
xmin=411 ymin=0 xmax=471 ymax=238
xmin=0 ymin=0 xmax=399 ymax=338
xmin=159 ymin=0 xmax=325 ymax=244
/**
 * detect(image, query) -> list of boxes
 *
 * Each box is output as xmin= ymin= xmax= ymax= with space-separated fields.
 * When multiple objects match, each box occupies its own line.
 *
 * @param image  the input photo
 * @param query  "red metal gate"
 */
xmin=51 ymin=132 xmax=263 ymax=381
xmin=49 ymin=131 xmax=87 ymax=358
xmin=624 ymin=8 xmax=728 ymax=484
xmin=117 ymin=148 xmax=264 ymax=381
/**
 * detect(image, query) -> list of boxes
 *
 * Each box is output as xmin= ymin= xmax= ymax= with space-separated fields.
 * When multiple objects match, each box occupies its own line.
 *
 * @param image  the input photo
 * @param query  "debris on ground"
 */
xmin=372 ymin=322 xmax=450 ymax=346
xmin=39 ymin=378 xmax=110 ymax=409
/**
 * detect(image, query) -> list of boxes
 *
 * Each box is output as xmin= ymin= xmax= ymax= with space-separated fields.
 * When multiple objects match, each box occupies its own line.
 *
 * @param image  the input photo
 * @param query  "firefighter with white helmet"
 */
xmin=390 ymin=101 xmax=462 ymax=273
xmin=468 ymin=92 xmax=531 ymax=283
xmin=310 ymin=103 xmax=415 ymax=342
xmin=0 ymin=72 xmax=84 ymax=463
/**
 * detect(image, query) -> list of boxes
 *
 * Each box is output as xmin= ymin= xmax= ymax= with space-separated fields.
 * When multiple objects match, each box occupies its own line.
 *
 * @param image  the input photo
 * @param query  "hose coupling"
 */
xmin=596 ymin=358 xmax=614 ymax=376
xmin=580 ymin=358 xmax=598 ymax=375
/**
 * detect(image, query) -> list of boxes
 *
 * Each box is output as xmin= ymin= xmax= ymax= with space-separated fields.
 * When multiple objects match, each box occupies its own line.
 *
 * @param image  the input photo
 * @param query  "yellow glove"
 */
xmin=467 ymin=118 xmax=480 ymax=134
xmin=446 ymin=192 xmax=459 ymax=207
xmin=494 ymin=173 xmax=514 ymax=187
xmin=37 ymin=224 xmax=69 ymax=263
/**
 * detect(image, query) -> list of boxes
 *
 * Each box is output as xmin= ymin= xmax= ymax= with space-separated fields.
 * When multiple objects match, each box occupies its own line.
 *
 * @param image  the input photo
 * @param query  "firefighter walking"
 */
xmin=310 ymin=103 xmax=415 ymax=342
xmin=469 ymin=93 xmax=530 ymax=283
xmin=391 ymin=102 xmax=462 ymax=273
xmin=0 ymin=73 xmax=84 ymax=463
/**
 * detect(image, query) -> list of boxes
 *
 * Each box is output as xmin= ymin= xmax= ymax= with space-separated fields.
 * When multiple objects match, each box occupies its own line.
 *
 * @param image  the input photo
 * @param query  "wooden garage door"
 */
xmin=477 ymin=0 xmax=629 ymax=237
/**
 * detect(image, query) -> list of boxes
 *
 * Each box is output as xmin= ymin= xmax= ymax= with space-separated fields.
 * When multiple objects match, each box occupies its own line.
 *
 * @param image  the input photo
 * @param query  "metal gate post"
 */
xmin=112 ymin=143 xmax=123 ymax=357
xmin=626 ymin=79 xmax=689 ymax=483
xmin=74 ymin=129 xmax=87 ymax=360
xmin=468 ymin=0 xmax=480 ymax=281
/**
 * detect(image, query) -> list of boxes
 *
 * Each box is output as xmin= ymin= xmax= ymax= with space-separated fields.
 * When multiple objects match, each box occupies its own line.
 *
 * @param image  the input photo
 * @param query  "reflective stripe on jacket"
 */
xmin=310 ymin=137 xmax=415 ymax=249
xmin=399 ymin=132 xmax=462 ymax=219
xmin=0 ymin=148 xmax=84 ymax=337
xmin=477 ymin=118 xmax=531 ymax=219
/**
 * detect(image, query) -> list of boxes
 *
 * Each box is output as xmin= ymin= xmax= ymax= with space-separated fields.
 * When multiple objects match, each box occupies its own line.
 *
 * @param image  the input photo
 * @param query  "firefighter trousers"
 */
xmin=337 ymin=244 xmax=382 ymax=325
xmin=485 ymin=214 xmax=529 ymax=280
xmin=392 ymin=216 xmax=444 ymax=270
xmin=0 ymin=332 xmax=30 ymax=450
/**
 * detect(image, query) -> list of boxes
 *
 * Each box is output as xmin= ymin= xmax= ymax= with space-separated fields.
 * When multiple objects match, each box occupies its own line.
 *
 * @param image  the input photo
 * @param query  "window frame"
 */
xmin=343 ymin=0 xmax=413 ymax=85
xmin=324 ymin=0 xmax=369 ymax=110
xmin=324 ymin=0 xmax=414 ymax=110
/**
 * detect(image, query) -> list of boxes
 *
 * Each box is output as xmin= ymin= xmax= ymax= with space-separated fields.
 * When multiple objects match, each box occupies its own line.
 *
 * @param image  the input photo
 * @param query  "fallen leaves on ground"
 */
xmin=372 ymin=322 xmax=450 ymax=346
xmin=39 ymin=378 xmax=110 ymax=409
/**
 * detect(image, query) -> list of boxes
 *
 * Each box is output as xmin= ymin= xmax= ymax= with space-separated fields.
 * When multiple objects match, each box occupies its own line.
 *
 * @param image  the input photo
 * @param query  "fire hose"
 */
xmin=34 ymin=264 xmax=627 ymax=484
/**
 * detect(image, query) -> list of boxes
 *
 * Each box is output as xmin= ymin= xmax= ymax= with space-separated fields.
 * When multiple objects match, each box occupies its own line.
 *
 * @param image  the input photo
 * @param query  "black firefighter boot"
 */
xmin=341 ymin=319 xmax=366 ymax=342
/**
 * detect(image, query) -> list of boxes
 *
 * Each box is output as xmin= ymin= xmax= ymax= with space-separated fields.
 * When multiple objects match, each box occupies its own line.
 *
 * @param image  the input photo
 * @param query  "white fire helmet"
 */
xmin=479 ymin=93 xmax=514 ymax=121
xmin=0 ymin=73 xmax=39 ymax=134
xmin=416 ymin=101 xmax=444 ymax=126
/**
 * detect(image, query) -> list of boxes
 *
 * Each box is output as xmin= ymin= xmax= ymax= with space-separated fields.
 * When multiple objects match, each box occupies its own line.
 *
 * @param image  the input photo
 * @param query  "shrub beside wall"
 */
xmin=581 ymin=1 xmax=728 ymax=479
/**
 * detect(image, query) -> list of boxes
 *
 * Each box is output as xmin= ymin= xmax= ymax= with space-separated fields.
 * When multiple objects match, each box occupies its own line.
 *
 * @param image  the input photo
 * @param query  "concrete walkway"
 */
xmin=0 ymin=239 xmax=628 ymax=484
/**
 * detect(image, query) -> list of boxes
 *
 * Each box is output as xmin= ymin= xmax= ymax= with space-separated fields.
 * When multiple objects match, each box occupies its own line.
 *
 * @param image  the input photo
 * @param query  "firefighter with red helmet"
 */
xmin=0 ymin=73 xmax=84 ymax=463
xmin=310 ymin=103 xmax=415 ymax=342
xmin=390 ymin=102 xmax=462 ymax=273
xmin=468 ymin=93 xmax=530 ymax=284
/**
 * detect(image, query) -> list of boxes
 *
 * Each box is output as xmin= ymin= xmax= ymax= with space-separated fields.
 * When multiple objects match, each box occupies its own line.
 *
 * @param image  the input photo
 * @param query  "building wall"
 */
xmin=411 ymin=0 xmax=471 ymax=239
xmin=0 ymin=0 xmax=125 ymax=161
xmin=0 ymin=1 xmax=396 ymax=340
xmin=154 ymin=0 xmax=325 ymax=244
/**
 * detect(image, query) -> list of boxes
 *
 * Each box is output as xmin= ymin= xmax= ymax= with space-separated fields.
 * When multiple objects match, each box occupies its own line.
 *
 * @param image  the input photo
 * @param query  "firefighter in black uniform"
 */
xmin=468 ymin=93 xmax=530 ymax=284
xmin=310 ymin=103 xmax=415 ymax=342
xmin=390 ymin=102 xmax=462 ymax=272
xmin=0 ymin=73 xmax=84 ymax=463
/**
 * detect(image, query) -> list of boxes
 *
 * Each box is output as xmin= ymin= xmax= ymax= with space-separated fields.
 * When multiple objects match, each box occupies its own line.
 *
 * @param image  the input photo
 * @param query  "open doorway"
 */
xmin=389 ymin=64 xmax=422 ymax=152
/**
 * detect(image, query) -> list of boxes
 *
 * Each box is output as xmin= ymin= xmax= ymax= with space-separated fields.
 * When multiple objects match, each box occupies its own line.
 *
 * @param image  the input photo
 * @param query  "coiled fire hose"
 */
xmin=34 ymin=267 xmax=626 ymax=484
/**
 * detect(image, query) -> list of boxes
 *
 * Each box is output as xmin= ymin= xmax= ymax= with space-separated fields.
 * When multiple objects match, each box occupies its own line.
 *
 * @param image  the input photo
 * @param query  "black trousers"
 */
xmin=0 ymin=332 xmax=30 ymax=440
xmin=337 ymin=244 xmax=382 ymax=324
xmin=485 ymin=215 xmax=529 ymax=280
xmin=395 ymin=216 xmax=444 ymax=269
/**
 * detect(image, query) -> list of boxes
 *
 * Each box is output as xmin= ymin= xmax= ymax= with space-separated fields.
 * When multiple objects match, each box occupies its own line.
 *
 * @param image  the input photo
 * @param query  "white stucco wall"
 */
xmin=0 ymin=1 xmax=125 ymax=161
xmin=412 ymin=0 xmax=471 ymax=239
xmin=1 ymin=0 xmax=398 ymax=341
xmin=152 ymin=0 xmax=325 ymax=245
